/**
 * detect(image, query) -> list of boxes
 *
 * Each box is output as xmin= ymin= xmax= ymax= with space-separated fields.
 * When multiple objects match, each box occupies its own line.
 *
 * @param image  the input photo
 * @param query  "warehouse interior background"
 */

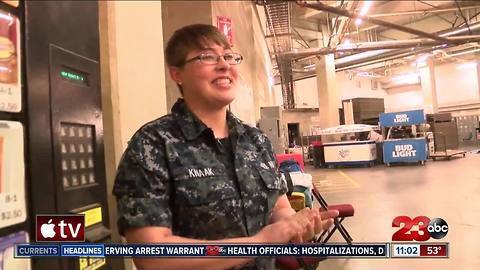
xmin=103 ymin=1 xmax=480 ymax=270
xmin=0 ymin=1 xmax=479 ymax=270
xmin=106 ymin=1 xmax=480 ymax=269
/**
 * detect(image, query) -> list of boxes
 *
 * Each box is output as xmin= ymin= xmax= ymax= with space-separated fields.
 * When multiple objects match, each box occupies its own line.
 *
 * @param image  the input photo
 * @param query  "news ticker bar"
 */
xmin=13 ymin=243 xmax=449 ymax=259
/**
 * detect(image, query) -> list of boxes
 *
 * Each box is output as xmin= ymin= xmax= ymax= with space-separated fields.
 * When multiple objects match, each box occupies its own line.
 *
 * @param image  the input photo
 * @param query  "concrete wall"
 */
xmin=100 ymin=2 xmax=167 ymax=270
xmin=102 ymin=2 xmax=168 ymax=148
xmin=282 ymin=109 xmax=320 ymax=136
xmin=276 ymin=71 xmax=387 ymax=109
xmin=275 ymin=59 xmax=480 ymax=117
xmin=435 ymin=61 xmax=480 ymax=107
xmin=293 ymin=77 xmax=319 ymax=108
xmin=383 ymin=85 xmax=424 ymax=112
xmin=161 ymin=1 xmax=212 ymax=110
xmin=211 ymin=1 xmax=273 ymax=125
xmin=381 ymin=60 xmax=480 ymax=113
xmin=337 ymin=72 xmax=387 ymax=100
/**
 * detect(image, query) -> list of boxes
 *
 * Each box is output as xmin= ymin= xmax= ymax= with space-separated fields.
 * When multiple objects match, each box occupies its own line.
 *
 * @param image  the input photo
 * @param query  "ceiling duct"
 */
xmin=276 ymin=2 xmax=480 ymax=80
xmin=280 ymin=35 xmax=480 ymax=60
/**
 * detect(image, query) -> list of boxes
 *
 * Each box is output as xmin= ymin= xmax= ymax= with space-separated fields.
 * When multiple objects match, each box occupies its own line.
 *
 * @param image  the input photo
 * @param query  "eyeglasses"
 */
xmin=184 ymin=52 xmax=243 ymax=65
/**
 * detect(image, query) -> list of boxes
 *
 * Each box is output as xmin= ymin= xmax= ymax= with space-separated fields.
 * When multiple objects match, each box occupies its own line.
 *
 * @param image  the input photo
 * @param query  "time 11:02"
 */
xmin=396 ymin=246 xmax=418 ymax=255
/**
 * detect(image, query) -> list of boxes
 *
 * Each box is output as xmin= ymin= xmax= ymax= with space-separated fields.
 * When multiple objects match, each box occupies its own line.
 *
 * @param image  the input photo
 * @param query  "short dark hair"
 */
xmin=165 ymin=24 xmax=231 ymax=68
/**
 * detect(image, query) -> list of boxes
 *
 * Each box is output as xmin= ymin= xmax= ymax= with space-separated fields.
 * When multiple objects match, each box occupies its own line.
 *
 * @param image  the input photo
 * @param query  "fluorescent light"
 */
xmin=304 ymin=64 xmax=316 ymax=69
xmin=355 ymin=1 xmax=373 ymax=26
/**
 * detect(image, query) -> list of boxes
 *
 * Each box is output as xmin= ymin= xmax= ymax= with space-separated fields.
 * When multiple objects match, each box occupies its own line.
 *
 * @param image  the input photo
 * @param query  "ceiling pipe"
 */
xmin=279 ymin=35 xmax=480 ymax=59
xmin=287 ymin=41 xmax=479 ymax=78
xmin=299 ymin=1 xmax=455 ymax=44
xmin=273 ymin=4 xmax=480 ymax=82
xmin=439 ymin=20 xmax=480 ymax=36
xmin=278 ymin=43 xmax=477 ymax=83
xmin=335 ymin=22 xmax=480 ymax=68
xmin=368 ymin=5 xmax=480 ymax=18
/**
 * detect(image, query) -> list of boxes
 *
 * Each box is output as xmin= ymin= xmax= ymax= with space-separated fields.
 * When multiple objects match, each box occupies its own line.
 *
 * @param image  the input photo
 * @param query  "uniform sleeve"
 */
xmin=112 ymin=131 xmax=172 ymax=236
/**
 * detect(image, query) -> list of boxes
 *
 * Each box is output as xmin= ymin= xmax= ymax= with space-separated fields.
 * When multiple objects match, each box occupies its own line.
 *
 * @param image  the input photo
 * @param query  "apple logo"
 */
xmin=41 ymin=219 xmax=56 ymax=238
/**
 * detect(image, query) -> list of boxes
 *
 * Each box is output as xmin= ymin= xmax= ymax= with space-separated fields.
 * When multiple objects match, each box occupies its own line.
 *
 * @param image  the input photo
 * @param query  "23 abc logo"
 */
xmin=392 ymin=216 xmax=448 ymax=241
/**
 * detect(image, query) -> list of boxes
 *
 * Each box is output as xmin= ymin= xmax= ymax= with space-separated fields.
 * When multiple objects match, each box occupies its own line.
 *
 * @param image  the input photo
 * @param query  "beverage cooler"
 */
xmin=0 ymin=2 xmax=123 ymax=270
xmin=317 ymin=124 xmax=380 ymax=168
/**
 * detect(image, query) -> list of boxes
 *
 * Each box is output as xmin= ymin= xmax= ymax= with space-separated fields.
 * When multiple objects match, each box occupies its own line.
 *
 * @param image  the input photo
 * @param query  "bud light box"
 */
xmin=380 ymin=109 xmax=427 ymax=166
xmin=380 ymin=109 xmax=426 ymax=127
xmin=383 ymin=138 xmax=427 ymax=165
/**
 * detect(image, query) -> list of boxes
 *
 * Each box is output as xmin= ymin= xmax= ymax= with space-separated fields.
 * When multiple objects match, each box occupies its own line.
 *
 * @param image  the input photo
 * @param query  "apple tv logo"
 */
xmin=36 ymin=215 xmax=85 ymax=242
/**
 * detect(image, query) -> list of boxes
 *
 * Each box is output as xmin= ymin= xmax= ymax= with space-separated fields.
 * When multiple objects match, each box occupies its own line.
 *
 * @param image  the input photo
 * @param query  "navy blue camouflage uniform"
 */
xmin=113 ymin=99 xmax=287 ymax=270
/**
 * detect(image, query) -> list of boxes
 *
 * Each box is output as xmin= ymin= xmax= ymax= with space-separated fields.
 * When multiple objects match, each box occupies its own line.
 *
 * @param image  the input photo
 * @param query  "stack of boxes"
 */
xmin=426 ymin=113 xmax=459 ymax=151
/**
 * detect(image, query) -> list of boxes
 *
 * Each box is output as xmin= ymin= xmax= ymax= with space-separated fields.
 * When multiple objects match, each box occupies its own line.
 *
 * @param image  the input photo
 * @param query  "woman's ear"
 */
xmin=169 ymin=66 xmax=182 ymax=85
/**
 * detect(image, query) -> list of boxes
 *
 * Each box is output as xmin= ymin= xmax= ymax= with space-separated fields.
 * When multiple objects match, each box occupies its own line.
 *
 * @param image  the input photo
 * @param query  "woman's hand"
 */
xmin=311 ymin=209 xmax=339 ymax=235
xmin=254 ymin=208 xmax=314 ymax=243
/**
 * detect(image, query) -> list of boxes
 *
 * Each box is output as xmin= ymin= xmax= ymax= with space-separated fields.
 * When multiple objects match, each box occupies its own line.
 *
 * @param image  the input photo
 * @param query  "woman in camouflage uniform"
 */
xmin=113 ymin=24 xmax=338 ymax=270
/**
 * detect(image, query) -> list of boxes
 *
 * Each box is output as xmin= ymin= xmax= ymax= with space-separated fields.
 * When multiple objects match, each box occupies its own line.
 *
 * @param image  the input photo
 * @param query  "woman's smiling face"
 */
xmin=170 ymin=41 xmax=240 ymax=110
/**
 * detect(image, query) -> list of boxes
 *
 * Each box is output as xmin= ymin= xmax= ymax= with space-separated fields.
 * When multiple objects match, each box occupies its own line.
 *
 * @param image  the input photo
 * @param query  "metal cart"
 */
xmin=428 ymin=132 xmax=466 ymax=161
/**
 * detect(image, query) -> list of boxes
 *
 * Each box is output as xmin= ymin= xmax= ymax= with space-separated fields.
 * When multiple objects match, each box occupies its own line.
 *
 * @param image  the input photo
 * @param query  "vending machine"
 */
xmin=24 ymin=2 xmax=122 ymax=270
xmin=0 ymin=1 xmax=122 ymax=270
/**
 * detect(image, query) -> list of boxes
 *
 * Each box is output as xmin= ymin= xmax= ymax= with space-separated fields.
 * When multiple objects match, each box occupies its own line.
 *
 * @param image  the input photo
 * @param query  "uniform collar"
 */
xmin=226 ymin=109 xmax=246 ymax=138
xmin=172 ymin=99 xmax=246 ymax=141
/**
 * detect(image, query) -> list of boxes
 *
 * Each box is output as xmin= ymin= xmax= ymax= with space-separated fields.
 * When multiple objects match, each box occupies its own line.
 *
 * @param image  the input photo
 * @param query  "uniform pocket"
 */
xmin=258 ymin=168 xmax=283 ymax=190
xmin=256 ymin=167 xmax=285 ymax=224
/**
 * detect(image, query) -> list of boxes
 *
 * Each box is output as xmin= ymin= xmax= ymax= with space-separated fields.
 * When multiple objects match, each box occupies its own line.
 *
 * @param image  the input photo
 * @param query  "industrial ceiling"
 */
xmin=255 ymin=0 xmax=480 ymax=108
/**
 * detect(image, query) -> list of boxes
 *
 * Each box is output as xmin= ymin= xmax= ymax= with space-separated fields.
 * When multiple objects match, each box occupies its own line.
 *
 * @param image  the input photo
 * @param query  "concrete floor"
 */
xmin=306 ymin=152 xmax=480 ymax=270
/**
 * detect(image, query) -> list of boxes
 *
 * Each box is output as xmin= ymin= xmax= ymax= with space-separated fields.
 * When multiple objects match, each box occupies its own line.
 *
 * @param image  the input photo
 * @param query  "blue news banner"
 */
xmin=15 ymin=243 xmax=388 ymax=258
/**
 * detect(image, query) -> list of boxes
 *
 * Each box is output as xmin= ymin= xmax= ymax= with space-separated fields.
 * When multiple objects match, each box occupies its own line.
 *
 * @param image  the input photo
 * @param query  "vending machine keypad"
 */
xmin=60 ymin=123 xmax=96 ymax=189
